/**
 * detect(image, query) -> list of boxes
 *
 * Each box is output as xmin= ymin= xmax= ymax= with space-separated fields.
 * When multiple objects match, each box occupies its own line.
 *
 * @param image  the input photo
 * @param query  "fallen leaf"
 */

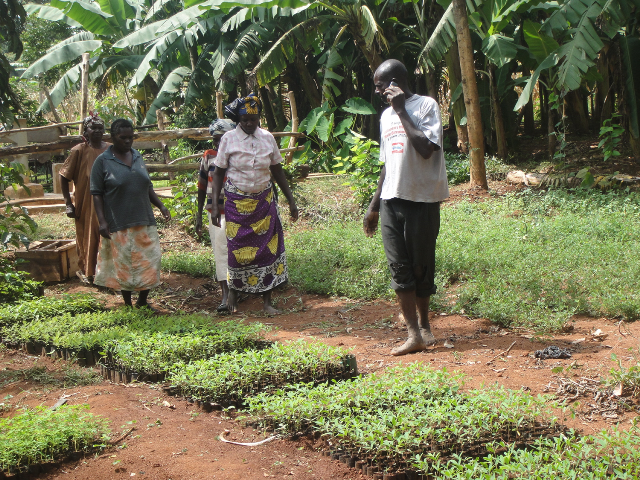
xmin=162 ymin=401 xmax=175 ymax=409
xmin=443 ymin=340 xmax=454 ymax=349
xmin=613 ymin=382 xmax=623 ymax=397
xmin=571 ymin=338 xmax=586 ymax=344
xmin=492 ymin=368 xmax=507 ymax=373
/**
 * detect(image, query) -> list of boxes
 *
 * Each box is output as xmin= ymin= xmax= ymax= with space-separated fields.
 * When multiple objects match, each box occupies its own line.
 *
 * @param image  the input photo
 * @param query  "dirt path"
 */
xmin=2 ymin=275 xmax=639 ymax=479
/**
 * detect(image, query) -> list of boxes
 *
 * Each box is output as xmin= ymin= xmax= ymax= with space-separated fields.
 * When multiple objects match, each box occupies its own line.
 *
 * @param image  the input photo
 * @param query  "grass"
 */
xmin=161 ymin=250 xmax=216 ymax=277
xmin=0 ymin=365 xmax=101 ymax=389
xmin=287 ymin=222 xmax=391 ymax=300
xmin=286 ymin=187 xmax=640 ymax=331
xmin=433 ymin=188 xmax=640 ymax=330
xmin=29 ymin=213 xmax=75 ymax=241
xmin=0 ymin=405 xmax=109 ymax=475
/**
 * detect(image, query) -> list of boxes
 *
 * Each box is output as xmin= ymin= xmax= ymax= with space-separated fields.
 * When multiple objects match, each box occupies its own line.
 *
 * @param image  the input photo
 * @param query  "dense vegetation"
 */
xmin=13 ymin=0 xmax=640 ymax=164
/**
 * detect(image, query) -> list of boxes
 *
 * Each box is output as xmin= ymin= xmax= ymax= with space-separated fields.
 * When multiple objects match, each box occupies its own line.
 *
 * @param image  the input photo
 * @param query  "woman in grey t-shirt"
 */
xmin=90 ymin=118 xmax=171 ymax=310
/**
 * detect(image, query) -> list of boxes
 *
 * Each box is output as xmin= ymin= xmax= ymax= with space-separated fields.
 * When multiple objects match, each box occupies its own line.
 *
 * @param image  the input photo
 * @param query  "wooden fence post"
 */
xmin=80 ymin=53 xmax=90 ymax=135
xmin=156 ymin=110 xmax=174 ymax=180
xmin=216 ymin=92 xmax=224 ymax=119
xmin=286 ymin=91 xmax=299 ymax=164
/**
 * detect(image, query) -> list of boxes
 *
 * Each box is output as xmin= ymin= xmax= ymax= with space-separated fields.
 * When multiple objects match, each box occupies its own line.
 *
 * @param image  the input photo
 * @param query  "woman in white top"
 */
xmin=210 ymin=94 xmax=298 ymax=314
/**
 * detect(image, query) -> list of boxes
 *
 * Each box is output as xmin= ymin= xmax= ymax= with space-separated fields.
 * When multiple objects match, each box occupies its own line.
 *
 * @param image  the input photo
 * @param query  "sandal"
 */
xmin=216 ymin=303 xmax=229 ymax=313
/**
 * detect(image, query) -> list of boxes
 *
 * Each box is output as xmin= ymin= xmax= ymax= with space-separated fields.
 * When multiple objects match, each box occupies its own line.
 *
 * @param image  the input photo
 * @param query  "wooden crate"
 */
xmin=15 ymin=239 xmax=79 ymax=282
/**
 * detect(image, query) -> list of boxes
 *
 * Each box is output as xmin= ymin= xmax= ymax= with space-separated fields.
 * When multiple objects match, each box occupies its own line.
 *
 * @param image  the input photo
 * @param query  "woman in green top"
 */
xmin=90 ymin=118 xmax=171 ymax=310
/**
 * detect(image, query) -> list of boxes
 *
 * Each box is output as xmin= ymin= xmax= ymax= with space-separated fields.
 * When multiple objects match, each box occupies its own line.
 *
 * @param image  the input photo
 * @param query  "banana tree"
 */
xmin=0 ymin=0 xmax=27 ymax=124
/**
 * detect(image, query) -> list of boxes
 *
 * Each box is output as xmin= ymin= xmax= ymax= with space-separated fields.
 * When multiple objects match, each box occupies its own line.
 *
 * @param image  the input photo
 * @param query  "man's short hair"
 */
xmin=375 ymin=59 xmax=408 ymax=82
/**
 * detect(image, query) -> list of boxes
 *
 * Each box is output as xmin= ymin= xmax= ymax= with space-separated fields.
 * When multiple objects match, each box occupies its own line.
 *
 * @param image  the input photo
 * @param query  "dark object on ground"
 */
xmin=534 ymin=346 xmax=572 ymax=359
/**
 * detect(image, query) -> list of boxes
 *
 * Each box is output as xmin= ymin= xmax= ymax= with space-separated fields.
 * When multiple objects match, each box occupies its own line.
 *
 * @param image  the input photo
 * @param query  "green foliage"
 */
xmin=0 ymin=293 xmax=103 ymax=327
xmin=297 ymin=100 xmax=376 ymax=174
xmin=607 ymin=352 xmax=640 ymax=397
xmin=1 ymin=308 xmax=267 ymax=377
xmin=0 ymin=364 xmax=101 ymax=389
xmin=0 ymin=405 xmax=110 ymax=475
xmin=167 ymin=341 xmax=352 ymax=405
xmin=0 ymin=258 xmax=41 ymax=304
xmin=445 ymin=153 xmax=471 ymax=185
xmin=333 ymin=136 xmax=382 ymax=206
xmin=103 ymin=319 xmax=267 ymax=375
xmin=161 ymin=251 xmax=215 ymax=278
xmin=598 ymin=113 xmax=625 ymax=162
xmin=20 ymin=13 xmax=75 ymax=88
xmin=287 ymin=187 xmax=640 ymax=330
xmin=435 ymin=189 xmax=640 ymax=330
xmin=93 ymin=85 xmax=136 ymax=125
xmin=421 ymin=430 xmax=640 ymax=478
xmin=163 ymin=171 xmax=202 ymax=237
xmin=249 ymin=364 xmax=563 ymax=474
xmin=287 ymin=222 xmax=391 ymax=300
xmin=0 ymin=162 xmax=38 ymax=249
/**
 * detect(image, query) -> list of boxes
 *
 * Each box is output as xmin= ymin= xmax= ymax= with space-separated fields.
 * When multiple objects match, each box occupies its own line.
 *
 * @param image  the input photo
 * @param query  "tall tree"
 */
xmin=0 ymin=0 xmax=26 ymax=124
xmin=452 ymin=0 xmax=486 ymax=189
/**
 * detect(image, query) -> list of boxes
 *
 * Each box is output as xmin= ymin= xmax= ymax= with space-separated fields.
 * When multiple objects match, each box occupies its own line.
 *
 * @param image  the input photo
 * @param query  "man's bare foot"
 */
xmin=420 ymin=327 xmax=436 ymax=346
xmin=227 ymin=289 xmax=239 ymax=313
xmin=390 ymin=336 xmax=427 ymax=356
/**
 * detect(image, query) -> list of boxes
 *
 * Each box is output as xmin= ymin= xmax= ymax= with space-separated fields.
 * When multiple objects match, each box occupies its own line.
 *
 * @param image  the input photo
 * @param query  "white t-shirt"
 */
xmin=379 ymin=94 xmax=449 ymax=203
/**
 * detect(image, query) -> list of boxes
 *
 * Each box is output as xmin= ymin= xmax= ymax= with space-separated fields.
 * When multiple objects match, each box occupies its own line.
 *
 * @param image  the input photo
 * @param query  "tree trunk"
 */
xmin=595 ymin=46 xmax=613 ymax=128
xmin=523 ymin=94 xmax=534 ymax=135
xmin=631 ymin=133 xmax=640 ymax=161
xmin=489 ymin=64 xmax=508 ymax=159
xmin=264 ymin=83 xmax=287 ymax=131
xmin=294 ymin=49 xmax=322 ymax=108
xmin=425 ymin=68 xmax=438 ymax=100
xmin=564 ymin=89 xmax=590 ymax=133
xmin=548 ymin=97 xmax=557 ymax=158
xmin=444 ymin=42 xmax=469 ymax=153
xmin=452 ymin=0 xmax=486 ymax=189
xmin=259 ymin=87 xmax=277 ymax=132
xmin=540 ymin=81 xmax=548 ymax=132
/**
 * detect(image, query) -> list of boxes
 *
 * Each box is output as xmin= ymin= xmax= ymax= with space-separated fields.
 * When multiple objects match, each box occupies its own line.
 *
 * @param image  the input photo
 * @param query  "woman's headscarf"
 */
xmin=224 ymin=93 xmax=261 ymax=122
xmin=208 ymin=119 xmax=236 ymax=136
xmin=82 ymin=111 xmax=105 ymax=130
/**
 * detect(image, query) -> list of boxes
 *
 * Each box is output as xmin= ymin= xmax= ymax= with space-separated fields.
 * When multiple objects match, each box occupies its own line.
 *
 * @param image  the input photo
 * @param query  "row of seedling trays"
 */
xmin=246 ymin=364 xmax=566 ymax=479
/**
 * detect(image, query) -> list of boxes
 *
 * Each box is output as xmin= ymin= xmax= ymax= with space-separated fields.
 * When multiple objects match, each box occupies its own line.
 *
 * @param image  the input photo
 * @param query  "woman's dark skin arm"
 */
xmin=149 ymin=189 xmax=171 ymax=221
xmin=269 ymin=164 xmax=298 ymax=221
xmin=195 ymin=188 xmax=206 ymax=237
xmin=93 ymin=194 xmax=111 ymax=239
xmin=60 ymin=176 xmax=76 ymax=218
xmin=210 ymin=167 xmax=226 ymax=228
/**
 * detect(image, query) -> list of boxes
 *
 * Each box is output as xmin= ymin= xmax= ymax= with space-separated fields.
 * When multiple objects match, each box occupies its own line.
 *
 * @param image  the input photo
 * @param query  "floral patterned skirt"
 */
xmin=224 ymin=180 xmax=287 ymax=293
xmin=93 ymin=225 xmax=161 ymax=291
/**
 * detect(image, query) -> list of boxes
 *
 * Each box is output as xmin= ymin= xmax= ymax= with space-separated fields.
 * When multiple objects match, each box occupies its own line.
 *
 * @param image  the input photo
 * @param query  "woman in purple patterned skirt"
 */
xmin=210 ymin=94 xmax=298 ymax=314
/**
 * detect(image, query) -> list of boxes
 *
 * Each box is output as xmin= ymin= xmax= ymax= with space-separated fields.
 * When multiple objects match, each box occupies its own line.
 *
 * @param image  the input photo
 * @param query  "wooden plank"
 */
xmin=145 ymin=163 xmax=199 ymax=173
xmin=1 ymin=130 xmax=305 ymax=157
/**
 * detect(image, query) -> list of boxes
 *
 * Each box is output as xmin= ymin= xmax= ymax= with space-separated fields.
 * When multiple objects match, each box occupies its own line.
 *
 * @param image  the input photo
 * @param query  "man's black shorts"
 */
xmin=380 ymin=198 xmax=440 ymax=297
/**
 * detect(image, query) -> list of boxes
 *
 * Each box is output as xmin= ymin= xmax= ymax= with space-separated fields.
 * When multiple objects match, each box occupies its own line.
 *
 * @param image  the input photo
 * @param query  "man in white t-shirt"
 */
xmin=363 ymin=59 xmax=449 ymax=356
